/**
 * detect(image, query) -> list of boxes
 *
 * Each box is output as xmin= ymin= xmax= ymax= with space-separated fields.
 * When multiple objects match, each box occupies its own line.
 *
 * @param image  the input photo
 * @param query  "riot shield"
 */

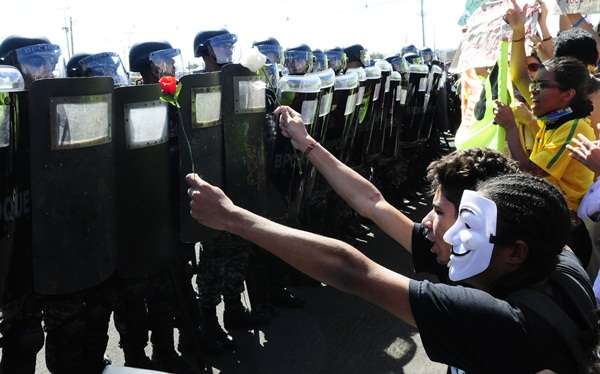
xmin=326 ymin=72 xmax=359 ymax=159
xmin=0 ymin=68 xmax=23 ymax=303
xmin=178 ymin=72 xmax=223 ymax=243
xmin=347 ymin=66 xmax=381 ymax=166
xmin=312 ymin=69 xmax=335 ymax=144
xmin=302 ymin=69 xmax=336 ymax=216
xmin=113 ymin=84 xmax=175 ymax=279
xmin=276 ymin=74 xmax=321 ymax=222
xmin=28 ymin=77 xmax=116 ymax=295
xmin=383 ymin=71 xmax=402 ymax=158
xmin=220 ymin=63 xmax=268 ymax=216
xmin=400 ymin=63 xmax=429 ymax=144
xmin=417 ymin=64 xmax=444 ymax=142
xmin=366 ymin=61 xmax=392 ymax=158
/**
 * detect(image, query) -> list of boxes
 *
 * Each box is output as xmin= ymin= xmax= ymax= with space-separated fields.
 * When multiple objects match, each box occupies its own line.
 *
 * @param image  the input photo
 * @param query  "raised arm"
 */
xmin=534 ymin=0 xmax=554 ymax=61
xmin=186 ymin=173 xmax=416 ymax=325
xmin=506 ymin=0 xmax=533 ymax=106
xmin=273 ymin=106 xmax=416 ymax=252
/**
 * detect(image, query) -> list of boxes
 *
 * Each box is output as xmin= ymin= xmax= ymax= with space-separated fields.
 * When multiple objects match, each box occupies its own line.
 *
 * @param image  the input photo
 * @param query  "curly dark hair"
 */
xmin=426 ymin=148 xmax=520 ymax=209
xmin=554 ymin=28 xmax=599 ymax=67
xmin=477 ymin=174 xmax=570 ymax=282
xmin=543 ymin=57 xmax=595 ymax=118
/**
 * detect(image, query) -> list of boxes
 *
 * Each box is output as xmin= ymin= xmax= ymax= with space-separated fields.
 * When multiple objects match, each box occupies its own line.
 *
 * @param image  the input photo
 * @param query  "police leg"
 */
xmin=195 ymin=237 xmax=235 ymax=353
xmin=0 ymin=297 xmax=44 ymax=374
xmin=43 ymin=296 xmax=89 ymax=373
xmin=82 ymin=283 xmax=113 ymax=373
xmin=222 ymin=237 xmax=268 ymax=331
xmin=113 ymin=279 xmax=152 ymax=368
xmin=147 ymin=271 xmax=191 ymax=372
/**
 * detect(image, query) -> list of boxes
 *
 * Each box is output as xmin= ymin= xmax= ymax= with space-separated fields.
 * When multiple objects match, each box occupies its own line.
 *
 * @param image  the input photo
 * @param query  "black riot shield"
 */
xmin=418 ymin=64 xmax=444 ymax=142
xmin=220 ymin=63 xmax=268 ymax=216
xmin=312 ymin=69 xmax=336 ymax=144
xmin=28 ymin=77 xmax=116 ymax=295
xmin=348 ymin=67 xmax=381 ymax=166
xmin=366 ymin=62 xmax=392 ymax=158
xmin=0 ymin=88 xmax=17 ymax=303
xmin=401 ymin=64 xmax=429 ymax=144
xmin=326 ymin=72 xmax=359 ymax=159
xmin=178 ymin=72 xmax=223 ymax=243
xmin=276 ymin=74 xmax=321 ymax=222
xmin=383 ymin=71 xmax=402 ymax=158
xmin=113 ymin=84 xmax=175 ymax=279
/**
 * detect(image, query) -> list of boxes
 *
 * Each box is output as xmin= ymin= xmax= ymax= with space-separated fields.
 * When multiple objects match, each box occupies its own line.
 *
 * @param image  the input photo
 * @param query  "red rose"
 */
xmin=159 ymin=76 xmax=177 ymax=96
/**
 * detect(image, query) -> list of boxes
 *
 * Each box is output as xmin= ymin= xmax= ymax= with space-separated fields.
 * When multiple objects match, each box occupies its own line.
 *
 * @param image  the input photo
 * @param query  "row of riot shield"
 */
xmin=0 ymin=64 xmax=268 ymax=301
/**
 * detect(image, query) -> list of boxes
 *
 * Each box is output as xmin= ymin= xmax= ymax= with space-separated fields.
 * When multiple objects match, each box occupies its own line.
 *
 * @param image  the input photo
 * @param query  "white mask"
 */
xmin=443 ymin=190 xmax=498 ymax=282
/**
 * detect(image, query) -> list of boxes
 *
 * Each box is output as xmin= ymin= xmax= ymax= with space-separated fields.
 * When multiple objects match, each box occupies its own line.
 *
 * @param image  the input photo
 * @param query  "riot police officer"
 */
xmin=283 ymin=44 xmax=314 ymax=76
xmin=192 ymin=29 xmax=266 ymax=353
xmin=325 ymin=47 xmax=347 ymax=75
xmin=344 ymin=44 xmax=370 ymax=69
xmin=1 ymin=36 xmax=115 ymax=374
xmin=312 ymin=49 xmax=328 ymax=73
xmin=122 ymin=42 xmax=196 ymax=372
xmin=420 ymin=47 xmax=434 ymax=66
xmin=0 ymin=37 xmax=45 ymax=374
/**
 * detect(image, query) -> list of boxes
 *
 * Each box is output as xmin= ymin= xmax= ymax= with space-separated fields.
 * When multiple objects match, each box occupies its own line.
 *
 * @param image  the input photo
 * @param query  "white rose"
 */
xmin=240 ymin=47 xmax=267 ymax=73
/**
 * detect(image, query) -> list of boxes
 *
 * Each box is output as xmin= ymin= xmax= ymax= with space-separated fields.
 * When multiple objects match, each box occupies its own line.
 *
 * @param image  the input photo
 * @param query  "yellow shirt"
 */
xmin=530 ymin=117 xmax=596 ymax=212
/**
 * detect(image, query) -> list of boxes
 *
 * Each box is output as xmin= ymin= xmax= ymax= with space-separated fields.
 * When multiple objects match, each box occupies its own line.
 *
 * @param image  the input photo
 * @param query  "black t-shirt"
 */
xmin=409 ymin=249 xmax=590 ymax=373
xmin=411 ymin=223 xmax=450 ymax=283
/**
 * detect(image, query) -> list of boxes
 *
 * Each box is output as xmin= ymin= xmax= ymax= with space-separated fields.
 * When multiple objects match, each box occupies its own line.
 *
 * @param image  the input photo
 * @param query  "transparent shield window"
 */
xmin=192 ymin=86 xmax=221 ymax=128
xmin=0 ymin=105 xmax=9 ymax=148
xmin=373 ymin=83 xmax=381 ymax=101
xmin=419 ymin=77 xmax=428 ymax=92
xmin=50 ymin=94 xmax=111 ymax=150
xmin=125 ymin=101 xmax=168 ymax=149
xmin=300 ymin=100 xmax=318 ymax=125
xmin=345 ymin=94 xmax=357 ymax=116
xmin=385 ymin=76 xmax=391 ymax=93
xmin=356 ymin=86 xmax=365 ymax=106
xmin=235 ymin=78 xmax=266 ymax=114
xmin=319 ymin=92 xmax=333 ymax=117
xmin=397 ymin=88 xmax=408 ymax=104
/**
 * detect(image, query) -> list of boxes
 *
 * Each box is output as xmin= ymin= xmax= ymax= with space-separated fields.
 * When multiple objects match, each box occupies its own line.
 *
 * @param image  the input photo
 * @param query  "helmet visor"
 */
xmin=79 ymin=52 xmax=129 ymax=86
xmin=325 ymin=50 xmax=347 ymax=73
xmin=149 ymin=48 xmax=185 ymax=79
xmin=207 ymin=33 xmax=238 ymax=64
xmin=256 ymin=44 xmax=282 ymax=64
xmin=360 ymin=50 xmax=371 ymax=67
xmin=313 ymin=51 xmax=328 ymax=72
xmin=284 ymin=50 xmax=313 ymax=75
xmin=13 ymin=43 xmax=62 ymax=84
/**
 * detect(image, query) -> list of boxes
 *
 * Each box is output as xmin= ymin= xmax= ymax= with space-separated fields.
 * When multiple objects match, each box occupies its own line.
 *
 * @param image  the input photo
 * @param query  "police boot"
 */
xmin=198 ymin=306 xmax=236 ymax=355
xmin=223 ymin=298 xmax=269 ymax=331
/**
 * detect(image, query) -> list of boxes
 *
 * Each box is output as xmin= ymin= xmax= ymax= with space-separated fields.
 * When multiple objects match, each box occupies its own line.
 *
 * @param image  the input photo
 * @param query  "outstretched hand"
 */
xmin=493 ymin=101 xmax=517 ymax=129
xmin=186 ymin=173 xmax=238 ymax=231
xmin=567 ymin=126 xmax=600 ymax=174
xmin=274 ymin=105 xmax=312 ymax=151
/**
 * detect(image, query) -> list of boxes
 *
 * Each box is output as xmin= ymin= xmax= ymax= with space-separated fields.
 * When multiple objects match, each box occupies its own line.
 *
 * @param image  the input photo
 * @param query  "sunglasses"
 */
xmin=529 ymin=80 xmax=563 ymax=92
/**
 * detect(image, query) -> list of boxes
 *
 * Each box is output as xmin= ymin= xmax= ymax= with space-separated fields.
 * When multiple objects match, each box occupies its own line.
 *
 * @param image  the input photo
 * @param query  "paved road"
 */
xmin=26 ymin=188 xmax=446 ymax=373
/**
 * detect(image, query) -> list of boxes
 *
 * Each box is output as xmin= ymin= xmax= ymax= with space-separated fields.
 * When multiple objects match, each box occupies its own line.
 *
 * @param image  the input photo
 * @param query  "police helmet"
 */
xmin=0 ymin=36 xmax=50 ymax=62
xmin=401 ymin=44 xmax=419 ymax=56
xmin=420 ymin=47 xmax=434 ymax=64
xmin=325 ymin=47 xmax=347 ymax=75
xmin=253 ymin=37 xmax=282 ymax=64
xmin=344 ymin=44 xmax=370 ymax=67
xmin=79 ymin=52 xmax=129 ymax=86
xmin=284 ymin=44 xmax=313 ymax=75
xmin=129 ymin=41 xmax=172 ymax=73
xmin=66 ymin=53 xmax=91 ymax=77
xmin=312 ymin=49 xmax=328 ymax=72
xmin=193 ymin=29 xmax=237 ymax=65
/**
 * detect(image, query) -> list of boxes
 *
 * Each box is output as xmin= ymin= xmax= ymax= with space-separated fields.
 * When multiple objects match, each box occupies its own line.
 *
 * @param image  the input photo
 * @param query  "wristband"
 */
xmin=542 ymin=36 xmax=552 ymax=42
xmin=512 ymin=36 xmax=525 ymax=42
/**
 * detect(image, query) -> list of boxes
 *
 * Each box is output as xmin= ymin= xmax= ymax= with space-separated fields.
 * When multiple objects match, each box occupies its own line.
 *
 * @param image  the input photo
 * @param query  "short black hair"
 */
xmin=478 ymin=174 xmax=570 ymax=282
xmin=427 ymin=148 xmax=520 ymax=209
xmin=554 ymin=27 xmax=599 ymax=66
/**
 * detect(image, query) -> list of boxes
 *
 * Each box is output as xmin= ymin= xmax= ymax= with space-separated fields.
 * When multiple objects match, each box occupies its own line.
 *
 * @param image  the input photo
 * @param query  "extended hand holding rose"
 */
xmin=273 ymin=105 xmax=313 ymax=151
xmin=186 ymin=173 xmax=237 ymax=231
